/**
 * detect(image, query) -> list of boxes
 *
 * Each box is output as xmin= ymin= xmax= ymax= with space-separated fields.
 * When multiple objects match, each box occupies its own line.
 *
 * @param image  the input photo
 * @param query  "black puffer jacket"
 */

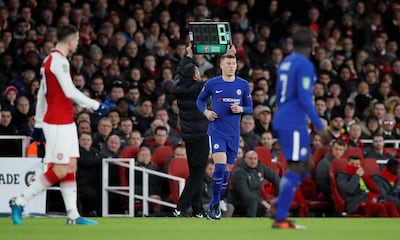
xmin=173 ymin=56 xmax=208 ymax=142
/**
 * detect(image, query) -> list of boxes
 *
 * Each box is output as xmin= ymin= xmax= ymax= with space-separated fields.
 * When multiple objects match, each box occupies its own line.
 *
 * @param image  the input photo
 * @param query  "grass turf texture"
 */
xmin=0 ymin=217 xmax=398 ymax=240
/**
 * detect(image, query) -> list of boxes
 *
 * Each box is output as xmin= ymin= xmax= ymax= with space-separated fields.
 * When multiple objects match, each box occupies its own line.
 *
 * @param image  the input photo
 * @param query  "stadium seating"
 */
xmin=362 ymin=158 xmax=380 ymax=176
xmin=328 ymin=158 xmax=348 ymax=214
xmin=383 ymin=147 xmax=399 ymax=157
xmin=151 ymin=146 xmax=173 ymax=170
xmin=254 ymin=146 xmax=272 ymax=166
xmin=312 ymin=147 xmax=330 ymax=166
xmin=167 ymin=157 xmax=189 ymax=204
xmin=343 ymin=147 xmax=364 ymax=160
xmin=118 ymin=146 xmax=140 ymax=187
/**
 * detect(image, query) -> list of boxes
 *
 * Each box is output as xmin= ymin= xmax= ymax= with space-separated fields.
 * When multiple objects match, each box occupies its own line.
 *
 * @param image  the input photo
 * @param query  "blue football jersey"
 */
xmin=197 ymin=76 xmax=253 ymax=137
xmin=273 ymin=52 xmax=324 ymax=131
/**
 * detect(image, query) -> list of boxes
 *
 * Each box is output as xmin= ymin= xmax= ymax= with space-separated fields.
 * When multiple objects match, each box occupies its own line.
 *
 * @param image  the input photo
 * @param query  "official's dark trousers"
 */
xmin=177 ymin=135 xmax=209 ymax=213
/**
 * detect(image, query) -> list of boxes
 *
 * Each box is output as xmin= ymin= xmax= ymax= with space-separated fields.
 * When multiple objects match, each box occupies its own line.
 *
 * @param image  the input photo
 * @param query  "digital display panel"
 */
xmin=189 ymin=22 xmax=231 ymax=54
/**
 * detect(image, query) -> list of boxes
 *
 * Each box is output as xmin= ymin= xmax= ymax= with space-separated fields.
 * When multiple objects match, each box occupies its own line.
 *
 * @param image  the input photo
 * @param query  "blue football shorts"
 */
xmin=209 ymin=135 xmax=239 ymax=164
xmin=275 ymin=127 xmax=311 ymax=162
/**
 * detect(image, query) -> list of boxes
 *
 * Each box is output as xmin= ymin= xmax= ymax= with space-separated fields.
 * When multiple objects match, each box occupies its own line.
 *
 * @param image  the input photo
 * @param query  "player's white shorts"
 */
xmin=42 ymin=122 xmax=79 ymax=164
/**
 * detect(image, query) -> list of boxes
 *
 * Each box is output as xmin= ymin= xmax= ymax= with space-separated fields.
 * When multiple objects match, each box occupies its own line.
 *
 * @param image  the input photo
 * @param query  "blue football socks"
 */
xmin=220 ymin=171 xmax=231 ymax=197
xmin=275 ymin=171 xmax=302 ymax=221
xmin=209 ymin=163 xmax=225 ymax=208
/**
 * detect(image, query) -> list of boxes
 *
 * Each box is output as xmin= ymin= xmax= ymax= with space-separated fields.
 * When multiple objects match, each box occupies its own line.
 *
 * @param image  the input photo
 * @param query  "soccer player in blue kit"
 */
xmin=272 ymin=27 xmax=327 ymax=229
xmin=196 ymin=45 xmax=253 ymax=220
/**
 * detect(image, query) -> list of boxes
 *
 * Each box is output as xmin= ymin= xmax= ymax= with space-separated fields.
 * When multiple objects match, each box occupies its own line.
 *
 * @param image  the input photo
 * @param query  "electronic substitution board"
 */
xmin=189 ymin=22 xmax=231 ymax=54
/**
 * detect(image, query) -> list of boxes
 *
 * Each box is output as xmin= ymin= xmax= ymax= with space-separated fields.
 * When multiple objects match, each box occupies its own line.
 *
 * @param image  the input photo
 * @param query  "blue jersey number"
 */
xmin=279 ymin=73 xmax=288 ymax=103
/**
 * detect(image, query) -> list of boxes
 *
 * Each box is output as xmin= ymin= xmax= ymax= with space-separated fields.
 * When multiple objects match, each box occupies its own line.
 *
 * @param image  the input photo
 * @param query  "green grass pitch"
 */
xmin=0 ymin=217 xmax=398 ymax=240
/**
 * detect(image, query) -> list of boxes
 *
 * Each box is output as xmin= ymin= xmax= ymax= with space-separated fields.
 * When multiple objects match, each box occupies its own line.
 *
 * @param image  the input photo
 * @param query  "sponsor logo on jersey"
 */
xmin=62 ymin=64 xmax=68 ymax=73
xmin=213 ymin=144 xmax=219 ymax=150
xmin=57 ymin=153 xmax=64 ymax=160
xmin=300 ymin=147 xmax=308 ymax=156
xmin=221 ymin=98 xmax=240 ymax=104
xmin=236 ymin=89 xmax=241 ymax=95
xmin=216 ymin=90 xmax=223 ymax=93
xmin=302 ymin=77 xmax=311 ymax=89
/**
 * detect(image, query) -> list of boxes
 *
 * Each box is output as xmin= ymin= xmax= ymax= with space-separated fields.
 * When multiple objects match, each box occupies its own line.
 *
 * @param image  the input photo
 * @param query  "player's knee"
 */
xmin=287 ymin=161 xmax=306 ymax=174
xmin=225 ymin=164 xmax=233 ymax=171
xmin=52 ymin=166 xmax=69 ymax=179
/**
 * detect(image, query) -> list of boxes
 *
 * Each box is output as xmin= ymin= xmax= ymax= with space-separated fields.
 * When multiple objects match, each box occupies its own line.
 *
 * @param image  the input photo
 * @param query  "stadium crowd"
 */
xmin=1 ymin=0 xmax=400 ymax=217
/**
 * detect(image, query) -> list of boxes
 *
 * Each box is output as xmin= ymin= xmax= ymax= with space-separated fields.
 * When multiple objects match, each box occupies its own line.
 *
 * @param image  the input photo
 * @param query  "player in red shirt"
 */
xmin=9 ymin=25 xmax=108 ymax=225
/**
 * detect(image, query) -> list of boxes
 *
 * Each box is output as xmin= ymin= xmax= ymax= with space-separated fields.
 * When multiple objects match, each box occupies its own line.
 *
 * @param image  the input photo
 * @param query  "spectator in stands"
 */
xmin=9 ymin=64 xmax=37 ymax=97
xmin=2 ymin=85 xmax=18 ymax=111
xmin=336 ymin=155 xmax=399 ymax=217
xmin=381 ymin=114 xmax=399 ymax=140
xmin=153 ymin=107 xmax=180 ymax=145
xmin=77 ymin=120 xmax=92 ymax=136
xmin=361 ymin=115 xmax=382 ymax=139
xmin=345 ymin=122 xmax=364 ymax=149
xmin=104 ymin=81 xmax=125 ymax=108
xmin=315 ymin=96 xmax=327 ymax=120
xmin=311 ymin=132 xmax=323 ymax=154
xmin=395 ymin=103 xmax=400 ymax=127
xmin=364 ymin=134 xmax=395 ymax=160
xmin=134 ymin=98 xmax=154 ymax=135
xmin=327 ymin=112 xmax=346 ymax=140
xmin=354 ymin=81 xmax=373 ymax=120
xmin=343 ymin=102 xmax=360 ymax=133
xmin=76 ymin=132 xmax=102 ymax=217
xmin=133 ymin=146 xmax=162 ymax=213
xmin=0 ymin=108 xmax=20 ymax=156
xmin=371 ymin=101 xmax=387 ymax=125
xmin=128 ymin=130 xmax=143 ymax=147
xmin=108 ymin=108 xmax=121 ymax=131
xmin=90 ymin=75 xmax=106 ymax=102
xmin=11 ymin=96 xmax=31 ymax=136
xmin=201 ymin=160 xmax=234 ymax=217
xmin=116 ymin=117 xmax=133 ymax=147
xmin=92 ymin=117 xmax=113 ymax=152
xmin=315 ymin=139 xmax=347 ymax=200
xmin=240 ymin=115 xmax=261 ymax=152
xmin=254 ymin=106 xmax=273 ymax=137
xmin=229 ymin=150 xmax=279 ymax=217
xmin=372 ymin=158 xmax=400 ymax=207
xmin=144 ymin=125 xmax=169 ymax=152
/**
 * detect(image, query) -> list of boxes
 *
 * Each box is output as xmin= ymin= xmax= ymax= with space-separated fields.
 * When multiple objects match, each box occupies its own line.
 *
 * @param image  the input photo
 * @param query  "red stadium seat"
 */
xmin=362 ymin=158 xmax=380 ymax=176
xmin=383 ymin=147 xmax=398 ymax=157
xmin=329 ymin=158 xmax=348 ymax=214
xmin=119 ymin=146 xmax=140 ymax=187
xmin=167 ymin=157 xmax=189 ymax=204
xmin=312 ymin=147 xmax=330 ymax=166
xmin=254 ymin=146 xmax=272 ymax=167
xmin=343 ymin=147 xmax=364 ymax=160
xmin=151 ymin=146 xmax=173 ymax=170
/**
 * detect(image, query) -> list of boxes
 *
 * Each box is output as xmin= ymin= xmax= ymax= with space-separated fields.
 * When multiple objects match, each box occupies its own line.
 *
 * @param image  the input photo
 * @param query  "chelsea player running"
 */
xmin=272 ymin=27 xmax=327 ymax=229
xmin=196 ymin=45 xmax=253 ymax=220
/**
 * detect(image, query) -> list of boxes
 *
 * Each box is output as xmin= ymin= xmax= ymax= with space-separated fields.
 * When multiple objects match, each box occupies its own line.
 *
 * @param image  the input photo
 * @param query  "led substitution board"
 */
xmin=189 ymin=22 xmax=231 ymax=54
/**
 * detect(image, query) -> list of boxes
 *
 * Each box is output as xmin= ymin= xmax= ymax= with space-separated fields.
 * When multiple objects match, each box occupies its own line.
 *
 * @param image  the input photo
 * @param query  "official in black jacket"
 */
xmin=172 ymin=43 xmax=209 ymax=217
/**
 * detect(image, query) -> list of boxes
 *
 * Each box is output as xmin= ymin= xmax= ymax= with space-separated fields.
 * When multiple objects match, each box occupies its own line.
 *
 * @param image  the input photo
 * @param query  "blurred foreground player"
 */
xmin=9 ymin=25 xmax=109 ymax=225
xmin=272 ymin=27 xmax=327 ymax=229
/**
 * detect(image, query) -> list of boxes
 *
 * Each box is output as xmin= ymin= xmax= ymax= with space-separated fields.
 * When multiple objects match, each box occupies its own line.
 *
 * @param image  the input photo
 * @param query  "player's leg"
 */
xmin=9 ymin=166 xmax=62 ymax=225
xmin=10 ymin=123 xmax=63 ymax=225
xmin=206 ymin=136 xmax=227 ymax=220
xmin=56 ymin=123 xmax=97 ymax=225
xmin=273 ymin=129 xmax=309 ymax=229
xmin=220 ymin=135 xmax=239 ymax=197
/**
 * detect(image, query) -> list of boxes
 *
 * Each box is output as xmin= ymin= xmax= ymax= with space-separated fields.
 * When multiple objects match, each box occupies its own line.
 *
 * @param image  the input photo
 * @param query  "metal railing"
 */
xmin=361 ymin=139 xmax=400 ymax=148
xmin=102 ymin=158 xmax=186 ymax=217
xmin=0 ymin=135 xmax=31 ymax=157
